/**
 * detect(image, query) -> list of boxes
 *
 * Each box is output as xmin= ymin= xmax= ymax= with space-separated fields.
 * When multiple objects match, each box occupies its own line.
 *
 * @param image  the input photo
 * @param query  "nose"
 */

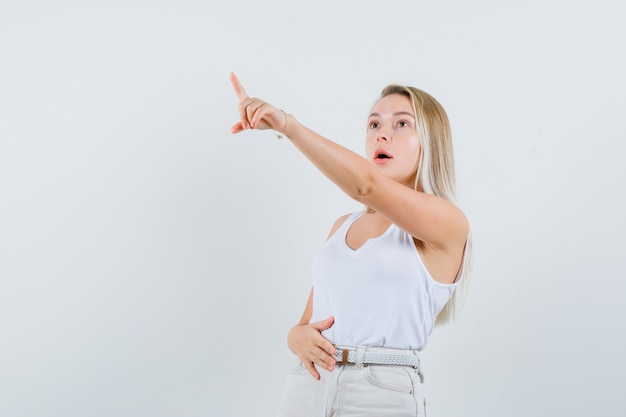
xmin=376 ymin=134 xmax=389 ymax=142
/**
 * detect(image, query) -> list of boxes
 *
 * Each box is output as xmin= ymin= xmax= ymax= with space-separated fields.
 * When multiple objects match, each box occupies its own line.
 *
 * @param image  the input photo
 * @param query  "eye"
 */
xmin=368 ymin=121 xmax=379 ymax=129
xmin=396 ymin=120 xmax=411 ymax=128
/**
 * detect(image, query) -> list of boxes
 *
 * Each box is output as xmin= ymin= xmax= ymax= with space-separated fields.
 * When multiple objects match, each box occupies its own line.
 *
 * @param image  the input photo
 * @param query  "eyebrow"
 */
xmin=368 ymin=111 xmax=415 ymax=119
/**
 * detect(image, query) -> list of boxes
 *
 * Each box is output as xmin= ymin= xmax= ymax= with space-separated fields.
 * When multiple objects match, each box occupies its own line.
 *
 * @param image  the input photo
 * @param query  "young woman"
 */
xmin=230 ymin=72 xmax=472 ymax=417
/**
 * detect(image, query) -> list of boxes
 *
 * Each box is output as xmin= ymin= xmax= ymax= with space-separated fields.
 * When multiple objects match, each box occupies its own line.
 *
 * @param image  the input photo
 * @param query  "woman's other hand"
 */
xmin=229 ymin=72 xmax=288 ymax=134
xmin=287 ymin=316 xmax=336 ymax=380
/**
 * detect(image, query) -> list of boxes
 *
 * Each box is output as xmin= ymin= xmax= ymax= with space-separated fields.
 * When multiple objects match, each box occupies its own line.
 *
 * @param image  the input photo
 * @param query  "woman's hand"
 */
xmin=287 ymin=316 xmax=336 ymax=380
xmin=229 ymin=72 xmax=288 ymax=134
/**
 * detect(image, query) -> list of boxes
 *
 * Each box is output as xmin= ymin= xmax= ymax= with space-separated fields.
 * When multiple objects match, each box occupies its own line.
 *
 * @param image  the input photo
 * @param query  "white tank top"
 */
xmin=310 ymin=211 xmax=461 ymax=350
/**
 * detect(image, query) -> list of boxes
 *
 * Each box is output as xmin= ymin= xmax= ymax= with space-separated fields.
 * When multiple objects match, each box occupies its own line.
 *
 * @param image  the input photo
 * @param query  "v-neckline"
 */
xmin=343 ymin=212 xmax=394 ymax=253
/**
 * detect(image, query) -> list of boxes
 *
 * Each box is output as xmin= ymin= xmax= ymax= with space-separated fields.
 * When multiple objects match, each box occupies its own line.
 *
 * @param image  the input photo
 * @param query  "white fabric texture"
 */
xmin=310 ymin=211 xmax=460 ymax=350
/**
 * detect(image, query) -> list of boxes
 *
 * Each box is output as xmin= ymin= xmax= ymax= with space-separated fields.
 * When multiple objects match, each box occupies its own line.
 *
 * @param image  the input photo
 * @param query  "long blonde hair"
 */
xmin=378 ymin=85 xmax=473 ymax=326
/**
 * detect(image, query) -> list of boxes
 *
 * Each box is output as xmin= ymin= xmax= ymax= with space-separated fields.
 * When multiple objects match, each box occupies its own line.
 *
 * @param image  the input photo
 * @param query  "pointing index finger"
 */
xmin=229 ymin=72 xmax=249 ymax=101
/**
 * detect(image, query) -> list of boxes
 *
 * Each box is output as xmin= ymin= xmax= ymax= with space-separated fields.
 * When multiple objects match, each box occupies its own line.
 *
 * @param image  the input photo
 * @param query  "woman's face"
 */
xmin=365 ymin=93 xmax=421 ymax=188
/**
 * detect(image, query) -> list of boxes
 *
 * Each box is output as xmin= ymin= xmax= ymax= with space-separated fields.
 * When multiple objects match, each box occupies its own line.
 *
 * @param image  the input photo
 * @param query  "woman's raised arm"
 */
xmin=229 ymin=73 xmax=468 ymax=251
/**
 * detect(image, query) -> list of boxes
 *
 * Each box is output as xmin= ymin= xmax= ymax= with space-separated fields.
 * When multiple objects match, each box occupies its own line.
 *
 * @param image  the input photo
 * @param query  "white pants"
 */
xmin=277 ymin=347 xmax=426 ymax=417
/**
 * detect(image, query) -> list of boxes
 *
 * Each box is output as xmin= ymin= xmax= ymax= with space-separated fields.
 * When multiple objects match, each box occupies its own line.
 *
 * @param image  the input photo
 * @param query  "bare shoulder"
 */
xmin=326 ymin=212 xmax=353 ymax=240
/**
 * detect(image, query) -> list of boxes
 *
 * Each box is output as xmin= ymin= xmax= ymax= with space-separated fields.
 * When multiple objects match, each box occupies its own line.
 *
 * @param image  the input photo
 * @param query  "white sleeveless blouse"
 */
xmin=310 ymin=211 xmax=460 ymax=350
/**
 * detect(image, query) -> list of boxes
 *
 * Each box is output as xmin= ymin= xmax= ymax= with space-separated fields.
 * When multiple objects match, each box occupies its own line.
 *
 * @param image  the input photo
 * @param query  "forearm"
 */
xmin=296 ymin=288 xmax=314 ymax=326
xmin=282 ymin=114 xmax=377 ymax=202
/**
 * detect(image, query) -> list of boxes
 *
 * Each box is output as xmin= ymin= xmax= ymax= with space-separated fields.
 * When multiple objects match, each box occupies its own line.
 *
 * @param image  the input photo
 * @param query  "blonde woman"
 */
xmin=230 ymin=72 xmax=471 ymax=417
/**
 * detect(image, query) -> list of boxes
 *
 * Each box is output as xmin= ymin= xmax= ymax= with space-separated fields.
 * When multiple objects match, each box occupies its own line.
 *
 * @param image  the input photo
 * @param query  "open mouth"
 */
xmin=374 ymin=149 xmax=393 ymax=161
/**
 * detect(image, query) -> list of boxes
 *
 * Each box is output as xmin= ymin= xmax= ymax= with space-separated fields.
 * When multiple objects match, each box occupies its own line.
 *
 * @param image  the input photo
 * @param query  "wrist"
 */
xmin=278 ymin=112 xmax=297 ymax=139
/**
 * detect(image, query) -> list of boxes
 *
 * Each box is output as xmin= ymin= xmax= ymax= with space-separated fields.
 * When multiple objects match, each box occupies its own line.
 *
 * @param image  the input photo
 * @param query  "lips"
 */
xmin=374 ymin=148 xmax=393 ymax=164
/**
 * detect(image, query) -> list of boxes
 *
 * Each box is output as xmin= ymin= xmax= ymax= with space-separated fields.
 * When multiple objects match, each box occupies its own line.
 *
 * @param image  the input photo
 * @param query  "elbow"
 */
xmin=348 ymin=175 xmax=376 ymax=202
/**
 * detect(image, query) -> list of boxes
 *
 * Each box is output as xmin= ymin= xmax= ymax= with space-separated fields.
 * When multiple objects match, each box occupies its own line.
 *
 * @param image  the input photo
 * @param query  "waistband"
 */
xmin=333 ymin=345 xmax=420 ymax=369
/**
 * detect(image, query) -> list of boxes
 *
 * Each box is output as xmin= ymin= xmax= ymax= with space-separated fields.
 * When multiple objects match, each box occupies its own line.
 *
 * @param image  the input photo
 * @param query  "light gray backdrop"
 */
xmin=1 ymin=1 xmax=624 ymax=416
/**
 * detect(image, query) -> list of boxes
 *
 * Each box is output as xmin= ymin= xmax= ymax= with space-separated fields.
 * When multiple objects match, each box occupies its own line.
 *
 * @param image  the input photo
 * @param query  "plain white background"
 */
xmin=1 ymin=1 xmax=625 ymax=416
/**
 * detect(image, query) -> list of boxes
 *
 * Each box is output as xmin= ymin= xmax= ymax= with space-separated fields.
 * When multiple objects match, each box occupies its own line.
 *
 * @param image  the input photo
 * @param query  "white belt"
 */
xmin=333 ymin=347 xmax=420 ymax=368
